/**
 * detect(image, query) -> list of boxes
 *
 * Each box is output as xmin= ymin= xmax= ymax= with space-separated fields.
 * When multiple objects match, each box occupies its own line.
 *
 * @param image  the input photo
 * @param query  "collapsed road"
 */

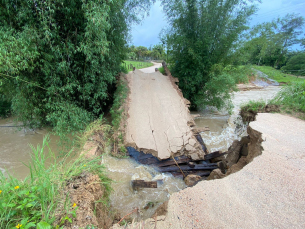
xmin=124 ymin=63 xmax=205 ymax=161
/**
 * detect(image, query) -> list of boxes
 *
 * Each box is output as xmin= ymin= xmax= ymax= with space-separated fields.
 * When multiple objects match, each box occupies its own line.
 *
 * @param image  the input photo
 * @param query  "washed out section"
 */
xmin=195 ymin=86 xmax=281 ymax=152
xmin=102 ymin=154 xmax=186 ymax=220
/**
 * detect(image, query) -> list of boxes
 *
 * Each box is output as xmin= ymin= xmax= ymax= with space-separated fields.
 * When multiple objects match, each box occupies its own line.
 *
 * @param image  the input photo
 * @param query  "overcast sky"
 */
xmin=131 ymin=0 xmax=305 ymax=48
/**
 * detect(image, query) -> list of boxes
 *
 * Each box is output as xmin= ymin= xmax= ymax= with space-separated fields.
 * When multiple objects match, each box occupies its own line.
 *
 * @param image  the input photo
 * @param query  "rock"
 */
xmin=210 ymin=152 xmax=226 ymax=163
xmin=246 ymin=126 xmax=264 ymax=163
xmin=226 ymin=156 xmax=248 ymax=176
xmin=185 ymin=144 xmax=196 ymax=151
xmin=184 ymin=175 xmax=201 ymax=187
xmin=207 ymin=169 xmax=225 ymax=180
xmin=189 ymin=152 xmax=200 ymax=160
xmin=225 ymin=140 xmax=243 ymax=168
xmin=217 ymin=161 xmax=226 ymax=174
xmin=82 ymin=141 xmax=99 ymax=158
xmin=152 ymin=201 xmax=168 ymax=218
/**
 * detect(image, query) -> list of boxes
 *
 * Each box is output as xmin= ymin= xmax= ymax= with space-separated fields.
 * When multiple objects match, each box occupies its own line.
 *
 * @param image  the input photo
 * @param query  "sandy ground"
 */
xmin=125 ymin=62 xmax=203 ymax=159
xmin=119 ymin=113 xmax=305 ymax=228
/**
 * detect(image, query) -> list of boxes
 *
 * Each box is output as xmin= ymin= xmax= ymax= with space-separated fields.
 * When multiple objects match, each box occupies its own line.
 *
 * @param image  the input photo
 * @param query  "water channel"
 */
xmin=0 ymin=85 xmax=281 ymax=219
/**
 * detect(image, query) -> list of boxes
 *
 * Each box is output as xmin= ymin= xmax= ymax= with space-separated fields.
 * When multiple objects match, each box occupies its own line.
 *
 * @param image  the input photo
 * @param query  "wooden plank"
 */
xmin=195 ymin=134 xmax=209 ymax=154
xmin=157 ymin=157 xmax=191 ymax=167
xmin=204 ymin=151 xmax=228 ymax=160
xmin=131 ymin=180 xmax=157 ymax=189
xmin=138 ymin=153 xmax=156 ymax=160
xmin=158 ymin=164 xmax=218 ymax=173
xmin=139 ymin=157 xmax=159 ymax=165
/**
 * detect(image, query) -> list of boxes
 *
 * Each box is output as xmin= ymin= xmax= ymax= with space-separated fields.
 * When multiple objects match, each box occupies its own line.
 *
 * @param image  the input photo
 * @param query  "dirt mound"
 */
xmin=56 ymin=173 xmax=113 ymax=229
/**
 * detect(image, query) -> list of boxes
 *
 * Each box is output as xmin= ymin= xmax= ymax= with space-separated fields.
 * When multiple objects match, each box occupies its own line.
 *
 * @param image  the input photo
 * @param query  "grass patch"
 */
xmin=240 ymin=82 xmax=305 ymax=120
xmin=0 ymin=136 xmax=111 ymax=229
xmin=109 ymin=75 xmax=129 ymax=157
xmin=122 ymin=61 xmax=153 ymax=72
xmin=241 ymin=100 xmax=267 ymax=112
xmin=158 ymin=67 xmax=165 ymax=75
xmin=252 ymin=65 xmax=305 ymax=84
xmin=271 ymin=81 xmax=305 ymax=119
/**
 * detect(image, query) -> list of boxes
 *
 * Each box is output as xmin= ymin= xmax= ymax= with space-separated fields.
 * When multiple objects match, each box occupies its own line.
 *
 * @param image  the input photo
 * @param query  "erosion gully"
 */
xmin=0 ymin=86 xmax=280 ymax=220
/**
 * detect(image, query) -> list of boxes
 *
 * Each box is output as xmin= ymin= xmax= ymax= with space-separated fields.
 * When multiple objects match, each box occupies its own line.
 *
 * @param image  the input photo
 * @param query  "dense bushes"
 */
xmin=0 ymin=0 xmax=153 ymax=134
xmin=0 ymin=95 xmax=11 ymax=117
xmin=272 ymin=81 xmax=305 ymax=117
xmin=282 ymin=53 xmax=305 ymax=76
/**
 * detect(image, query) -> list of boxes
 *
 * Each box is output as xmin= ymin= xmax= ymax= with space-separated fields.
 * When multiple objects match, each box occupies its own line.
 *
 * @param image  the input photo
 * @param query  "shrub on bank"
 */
xmin=240 ymin=82 xmax=305 ymax=120
xmin=271 ymin=81 xmax=305 ymax=118
xmin=0 ymin=137 xmax=111 ymax=229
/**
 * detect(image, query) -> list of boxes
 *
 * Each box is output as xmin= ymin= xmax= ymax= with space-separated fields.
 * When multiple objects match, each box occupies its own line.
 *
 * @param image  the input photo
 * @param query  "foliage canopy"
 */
xmin=238 ymin=14 xmax=305 ymax=67
xmin=160 ymin=0 xmax=258 ymax=109
xmin=0 ymin=0 xmax=154 ymax=134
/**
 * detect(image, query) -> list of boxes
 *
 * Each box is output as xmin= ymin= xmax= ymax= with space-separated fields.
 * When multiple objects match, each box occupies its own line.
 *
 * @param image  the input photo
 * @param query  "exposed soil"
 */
xmin=240 ymin=104 xmax=280 ymax=122
xmin=55 ymin=173 xmax=114 ymax=229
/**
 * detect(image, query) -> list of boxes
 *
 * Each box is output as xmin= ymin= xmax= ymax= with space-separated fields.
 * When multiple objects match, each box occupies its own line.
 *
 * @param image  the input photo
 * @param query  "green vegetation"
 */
xmin=0 ymin=137 xmax=111 ymax=229
xmin=160 ymin=0 xmax=258 ymax=109
xmin=241 ymin=82 xmax=305 ymax=120
xmin=252 ymin=65 xmax=305 ymax=84
xmin=0 ymin=96 xmax=11 ymax=117
xmin=241 ymin=100 xmax=267 ymax=113
xmin=0 ymin=0 xmax=154 ymax=135
xmin=122 ymin=61 xmax=153 ymax=72
xmin=271 ymin=81 xmax=305 ymax=119
xmin=110 ymin=76 xmax=129 ymax=157
xmin=236 ymin=14 xmax=304 ymax=68
xmin=159 ymin=67 xmax=165 ymax=75
xmin=282 ymin=53 xmax=305 ymax=76
xmin=127 ymin=44 xmax=166 ymax=61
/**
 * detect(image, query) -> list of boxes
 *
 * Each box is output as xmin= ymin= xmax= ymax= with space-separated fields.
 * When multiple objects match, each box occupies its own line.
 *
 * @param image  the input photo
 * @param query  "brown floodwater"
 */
xmin=102 ymin=155 xmax=186 ymax=219
xmin=0 ymin=118 xmax=60 ymax=179
xmin=0 ymin=85 xmax=281 ymax=220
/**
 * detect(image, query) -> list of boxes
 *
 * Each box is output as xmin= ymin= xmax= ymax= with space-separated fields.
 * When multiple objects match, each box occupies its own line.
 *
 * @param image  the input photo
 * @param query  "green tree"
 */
xmin=282 ymin=52 xmax=305 ymax=76
xmin=135 ymin=46 xmax=148 ymax=60
xmin=0 ymin=0 xmax=154 ymax=134
xmin=239 ymin=14 xmax=305 ymax=67
xmin=160 ymin=0 xmax=257 ymax=109
xmin=152 ymin=44 xmax=165 ymax=59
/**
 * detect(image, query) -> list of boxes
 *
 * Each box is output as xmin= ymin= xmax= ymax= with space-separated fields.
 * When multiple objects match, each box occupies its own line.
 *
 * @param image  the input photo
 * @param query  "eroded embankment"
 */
xmin=112 ymin=112 xmax=305 ymax=229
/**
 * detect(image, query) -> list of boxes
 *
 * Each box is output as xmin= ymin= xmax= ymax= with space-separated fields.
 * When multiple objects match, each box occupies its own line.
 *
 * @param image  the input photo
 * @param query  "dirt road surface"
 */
xmin=125 ymin=63 xmax=204 ymax=160
xmin=115 ymin=113 xmax=305 ymax=228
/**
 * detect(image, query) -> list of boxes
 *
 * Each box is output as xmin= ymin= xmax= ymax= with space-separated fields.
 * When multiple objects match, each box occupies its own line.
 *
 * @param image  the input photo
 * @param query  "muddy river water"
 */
xmin=0 ymin=86 xmax=281 ymax=219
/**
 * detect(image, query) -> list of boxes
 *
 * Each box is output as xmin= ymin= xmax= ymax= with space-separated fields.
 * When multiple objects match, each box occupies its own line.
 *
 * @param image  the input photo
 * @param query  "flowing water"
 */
xmin=0 ymin=85 xmax=281 ymax=220
xmin=0 ymin=118 xmax=60 ymax=179
xmin=194 ymin=86 xmax=281 ymax=152
xmin=102 ymin=155 xmax=186 ymax=219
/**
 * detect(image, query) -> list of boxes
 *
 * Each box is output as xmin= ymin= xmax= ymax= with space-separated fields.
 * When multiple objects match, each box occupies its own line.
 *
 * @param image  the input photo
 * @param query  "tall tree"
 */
xmin=160 ymin=0 xmax=258 ymax=108
xmin=239 ymin=14 xmax=305 ymax=67
xmin=0 ymin=0 xmax=154 ymax=133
